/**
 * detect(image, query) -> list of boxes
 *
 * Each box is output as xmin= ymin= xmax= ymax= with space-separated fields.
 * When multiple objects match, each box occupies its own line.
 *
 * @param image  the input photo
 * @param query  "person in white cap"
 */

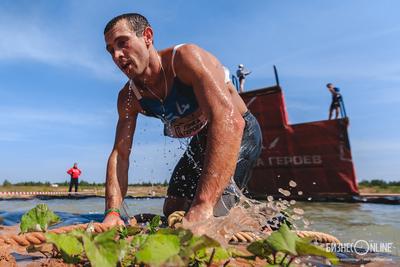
xmin=236 ymin=64 xmax=251 ymax=93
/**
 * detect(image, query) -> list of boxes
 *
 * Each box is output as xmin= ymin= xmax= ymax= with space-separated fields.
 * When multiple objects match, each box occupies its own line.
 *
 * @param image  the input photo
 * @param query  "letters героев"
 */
xmin=256 ymin=155 xmax=323 ymax=167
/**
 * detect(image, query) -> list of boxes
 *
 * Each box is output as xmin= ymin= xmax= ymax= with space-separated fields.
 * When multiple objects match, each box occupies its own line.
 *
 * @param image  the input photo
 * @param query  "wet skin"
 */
xmin=103 ymin=19 xmax=248 ymax=226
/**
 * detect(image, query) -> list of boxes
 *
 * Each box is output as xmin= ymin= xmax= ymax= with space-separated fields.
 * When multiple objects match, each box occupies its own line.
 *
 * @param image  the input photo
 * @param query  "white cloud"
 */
xmin=0 ymin=13 xmax=122 ymax=81
xmin=0 ymin=106 xmax=114 ymax=127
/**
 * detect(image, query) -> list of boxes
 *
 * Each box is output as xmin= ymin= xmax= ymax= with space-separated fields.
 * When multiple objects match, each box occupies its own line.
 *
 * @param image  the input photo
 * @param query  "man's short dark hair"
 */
xmin=104 ymin=13 xmax=151 ymax=36
xmin=326 ymin=83 xmax=333 ymax=88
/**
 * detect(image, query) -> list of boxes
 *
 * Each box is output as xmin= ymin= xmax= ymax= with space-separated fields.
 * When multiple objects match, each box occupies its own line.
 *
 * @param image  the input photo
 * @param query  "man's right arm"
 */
xmin=103 ymin=88 xmax=138 ymax=225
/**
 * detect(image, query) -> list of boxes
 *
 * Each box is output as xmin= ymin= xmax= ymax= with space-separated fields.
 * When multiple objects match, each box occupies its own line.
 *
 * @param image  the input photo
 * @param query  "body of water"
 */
xmin=1 ymin=198 xmax=399 ymax=256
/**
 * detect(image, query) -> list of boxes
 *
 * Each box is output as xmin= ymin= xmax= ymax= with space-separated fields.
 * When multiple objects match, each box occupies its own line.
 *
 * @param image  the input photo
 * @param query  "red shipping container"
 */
xmin=241 ymin=86 xmax=358 ymax=198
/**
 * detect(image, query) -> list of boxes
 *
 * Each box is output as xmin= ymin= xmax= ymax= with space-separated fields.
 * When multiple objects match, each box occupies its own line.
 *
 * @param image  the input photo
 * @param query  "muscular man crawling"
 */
xmin=102 ymin=13 xmax=262 ymax=226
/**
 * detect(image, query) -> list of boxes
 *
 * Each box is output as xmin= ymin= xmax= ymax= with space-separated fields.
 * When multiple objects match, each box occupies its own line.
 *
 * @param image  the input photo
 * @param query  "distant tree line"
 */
xmin=1 ymin=179 xmax=169 ymax=187
xmin=358 ymin=179 xmax=400 ymax=187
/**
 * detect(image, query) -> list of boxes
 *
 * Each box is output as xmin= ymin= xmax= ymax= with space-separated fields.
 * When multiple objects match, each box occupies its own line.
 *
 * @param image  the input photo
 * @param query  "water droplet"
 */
xmin=278 ymin=188 xmax=291 ymax=197
xmin=298 ymin=191 xmax=303 ymax=196
xmin=293 ymin=208 xmax=304 ymax=215
xmin=292 ymin=214 xmax=302 ymax=220
xmin=267 ymin=195 xmax=274 ymax=202
xmin=307 ymin=197 xmax=312 ymax=201
xmin=290 ymin=200 xmax=296 ymax=205
xmin=289 ymin=180 xmax=297 ymax=188
xmin=312 ymin=182 xmax=316 ymax=185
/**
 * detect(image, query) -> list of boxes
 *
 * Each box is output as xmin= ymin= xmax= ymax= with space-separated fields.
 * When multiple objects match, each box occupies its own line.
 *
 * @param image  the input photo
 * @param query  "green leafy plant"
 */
xmin=23 ymin=204 xmax=340 ymax=267
xmin=247 ymin=223 xmax=339 ymax=266
xmin=20 ymin=204 xmax=60 ymax=233
xmin=46 ymin=228 xmax=127 ymax=267
xmin=81 ymin=229 xmax=128 ymax=267
xmin=45 ymin=230 xmax=83 ymax=264
xmin=148 ymin=215 xmax=161 ymax=234
xmin=118 ymin=225 xmax=141 ymax=239
xmin=134 ymin=233 xmax=181 ymax=266
xmin=131 ymin=228 xmax=230 ymax=266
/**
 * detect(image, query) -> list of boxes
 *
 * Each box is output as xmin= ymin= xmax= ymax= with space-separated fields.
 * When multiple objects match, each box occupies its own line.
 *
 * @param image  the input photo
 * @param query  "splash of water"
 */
xmin=181 ymin=194 xmax=293 ymax=245
xmin=278 ymin=188 xmax=291 ymax=197
xmin=289 ymin=180 xmax=297 ymax=188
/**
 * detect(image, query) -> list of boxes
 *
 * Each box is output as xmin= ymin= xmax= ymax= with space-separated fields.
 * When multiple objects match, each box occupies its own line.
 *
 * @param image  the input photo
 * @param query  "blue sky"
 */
xmin=0 ymin=0 xmax=399 ymax=184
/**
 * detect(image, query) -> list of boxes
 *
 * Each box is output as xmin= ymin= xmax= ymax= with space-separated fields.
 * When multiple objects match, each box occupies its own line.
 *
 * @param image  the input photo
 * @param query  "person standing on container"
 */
xmin=327 ymin=83 xmax=342 ymax=120
xmin=67 ymin=163 xmax=81 ymax=193
xmin=236 ymin=64 xmax=251 ymax=93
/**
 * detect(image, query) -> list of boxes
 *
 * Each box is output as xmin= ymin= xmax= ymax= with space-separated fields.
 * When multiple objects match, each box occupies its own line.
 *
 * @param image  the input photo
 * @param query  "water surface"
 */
xmin=1 ymin=198 xmax=399 ymax=255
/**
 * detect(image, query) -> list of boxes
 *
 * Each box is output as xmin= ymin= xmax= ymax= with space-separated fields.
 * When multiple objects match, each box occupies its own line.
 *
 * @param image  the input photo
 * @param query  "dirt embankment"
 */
xmin=0 ymin=185 xmax=167 ymax=199
xmin=0 ymin=249 xmax=17 ymax=267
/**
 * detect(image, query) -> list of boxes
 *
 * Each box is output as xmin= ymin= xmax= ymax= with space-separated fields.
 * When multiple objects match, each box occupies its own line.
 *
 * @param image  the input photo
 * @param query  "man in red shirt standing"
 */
xmin=67 ymin=163 xmax=82 ymax=193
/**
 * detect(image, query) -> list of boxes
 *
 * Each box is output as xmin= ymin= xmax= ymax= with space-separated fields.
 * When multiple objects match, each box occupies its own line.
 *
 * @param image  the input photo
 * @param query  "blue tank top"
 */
xmin=135 ymin=77 xmax=198 ymax=122
xmin=130 ymin=44 xmax=230 ymax=138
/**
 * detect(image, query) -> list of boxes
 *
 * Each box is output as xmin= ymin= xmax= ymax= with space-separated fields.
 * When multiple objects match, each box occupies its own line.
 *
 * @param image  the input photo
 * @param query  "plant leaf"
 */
xmin=45 ymin=232 xmax=83 ymax=263
xmin=247 ymin=240 xmax=273 ymax=259
xmin=20 ymin=204 xmax=60 ymax=233
xmin=149 ymin=215 xmax=161 ymax=234
xmin=82 ymin=228 xmax=127 ymax=267
xmin=188 ymin=235 xmax=220 ymax=252
xmin=132 ymin=234 xmax=148 ymax=248
xmin=266 ymin=223 xmax=298 ymax=255
xmin=296 ymin=238 xmax=339 ymax=265
xmin=211 ymin=247 xmax=230 ymax=262
xmin=135 ymin=233 xmax=180 ymax=266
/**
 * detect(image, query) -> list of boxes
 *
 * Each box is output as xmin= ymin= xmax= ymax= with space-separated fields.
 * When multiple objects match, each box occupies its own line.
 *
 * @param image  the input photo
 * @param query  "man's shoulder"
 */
xmin=118 ymin=82 xmax=130 ymax=95
xmin=116 ymin=82 xmax=140 ymax=115
xmin=172 ymin=43 xmax=213 ymax=71
xmin=117 ymin=82 xmax=132 ymax=103
xmin=159 ymin=43 xmax=203 ymax=62
xmin=174 ymin=43 xmax=202 ymax=57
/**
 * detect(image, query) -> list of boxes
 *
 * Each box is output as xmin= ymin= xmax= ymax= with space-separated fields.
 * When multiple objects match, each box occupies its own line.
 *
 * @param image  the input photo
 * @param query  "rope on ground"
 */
xmin=0 ymin=212 xmax=340 ymax=249
xmin=295 ymin=230 xmax=340 ymax=244
xmin=168 ymin=210 xmax=340 ymax=244
xmin=0 ymin=222 xmax=110 ymax=248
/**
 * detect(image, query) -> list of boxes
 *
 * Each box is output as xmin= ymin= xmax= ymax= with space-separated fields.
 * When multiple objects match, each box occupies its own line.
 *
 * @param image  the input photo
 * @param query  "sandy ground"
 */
xmin=1 ymin=185 xmax=399 ymax=199
xmin=0 ymin=185 xmax=167 ymax=199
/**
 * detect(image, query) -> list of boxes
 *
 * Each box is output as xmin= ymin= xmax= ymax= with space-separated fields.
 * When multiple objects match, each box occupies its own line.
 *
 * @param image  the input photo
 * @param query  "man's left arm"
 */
xmin=174 ymin=44 xmax=245 ymax=221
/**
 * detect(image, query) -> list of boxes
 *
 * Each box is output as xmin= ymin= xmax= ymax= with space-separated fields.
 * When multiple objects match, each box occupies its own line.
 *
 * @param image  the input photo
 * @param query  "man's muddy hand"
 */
xmin=185 ymin=202 xmax=213 ymax=222
xmin=102 ymin=213 xmax=125 ymax=227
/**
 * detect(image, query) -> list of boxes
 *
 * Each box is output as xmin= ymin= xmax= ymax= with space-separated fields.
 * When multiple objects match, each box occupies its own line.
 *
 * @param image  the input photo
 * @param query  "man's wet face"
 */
xmin=105 ymin=20 xmax=149 ymax=78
